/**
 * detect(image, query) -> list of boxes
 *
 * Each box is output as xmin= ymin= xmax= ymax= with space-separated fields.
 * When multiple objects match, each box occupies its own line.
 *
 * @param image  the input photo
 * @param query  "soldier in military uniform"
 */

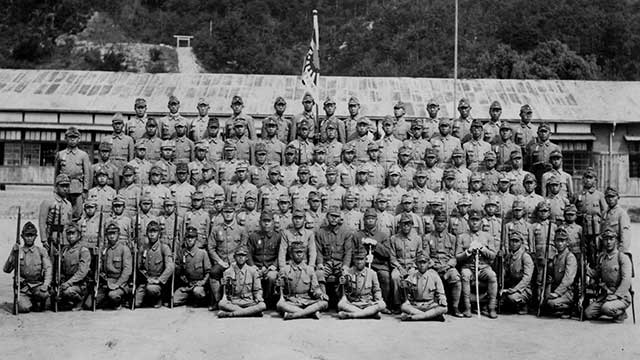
xmin=188 ymin=141 xmax=212 ymax=186
xmin=394 ymin=194 xmax=423 ymax=235
xmin=396 ymin=146 xmax=416 ymax=190
xmin=463 ymin=119 xmax=492 ymax=172
xmin=155 ymin=140 xmax=177 ymax=186
xmin=105 ymin=114 xmax=135 ymax=179
xmin=258 ymin=165 xmax=288 ymax=212
xmin=423 ymin=148 xmax=443 ymax=192
xmin=141 ymin=165 xmax=172 ymax=217
xmin=343 ymin=96 xmax=373 ymax=142
xmin=337 ymin=249 xmax=386 ymax=320
xmin=522 ymin=173 xmax=544 ymax=222
xmin=408 ymin=167 xmax=436 ymax=216
xmin=226 ymin=162 xmax=258 ymax=210
xmin=493 ymin=123 xmax=521 ymax=171
xmin=159 ymin=95 xmax=188 ymax=140
xmin=514 ymin=104 xmax=537 ymax=150
xmin=531 ymin=201 xmax=558 ymax=301
xmin=389 ymin=213 xmax=424 ymax=310
xmin=169 ymin=162 xmax=196 ymax=217
xmin=247 ymin=211 xmax=282 ymax=307
xmin=504 ymin=200 xmax=532 ymax=253
xmin=305 ymin=191 xmax=325 ymax=231
xmin=134 ymin=195 xmax=160 ymax=249
xmin=392 ymin=101 xmax=412 ymax=140
xmin=289 ymin=164 xmax=315 ymax=210
xmin=203 ymin=117 xmax=224 ymax=162
xmin=317 ymin=166 xmax=343 ymax=211
xmin=159 ymin=198 xmax=183 ymax=247
xmin=309 ymin=145 xmax=328 ymax=188
xmin=173 ymin=120 xmax=194 ymax=163
xmin=405 ymin=121 xmax=432 ymax=169
xmin=276 ymin=241 xmax=329 ymax=320
xmin=451 ymin=148 xmax=471 ymax=194
xmin=127 ymin=98 xmax=149 ymax=142
xmin=280 ymin=146 xmax=299 ymax=188
xmin=336 ymin=144 xmax=358 ymax=188
xmin=546 ymin=175 xmax=570 ymax=223
xmin=117 ymin=165 xmax=141 ymax=219
xmin=228 ymin=95 xmax=257 ymax=141
xmin=94 ymin=222 xmax=132 ymax=310
xmin=378 ymin=116 xmax=403 ymax=168
xmin=483 ymin=101 xmax=503 ymax=145
xmin=126 ymin=142 xmax=152 ymax=186
xmin=324 ymin=121 xmax=343 ymax=166
xmin=263 ymin=97 xmax=290 ymax=143
xmin=456 ymin=209 xmax=499 ymax=318
xmin=216 ymin=141 xmax=241 ymax=188
xmin=236 ymin=190 xmax=261 ymax=235
xmin=39 ymin=174 xmax=74 ymax=251
xmin=249 ymin=143 xmax=271 ymax=188
xmin=315 ymin=207 xmax=353 ymax=301
xmin=134 ymin=221 xmax=174 ymax=308
xmin=229 ymin=118 xmax=253 ymax=164
xmin=78 ymin=200 xmax=101 ymax=250
xmin=495 ymin=174 xmax=516 ymax=220
xmin=173 ymin=226 xmax=211 ymax=307
xmin=217 ymin=247 xmax=266 ymax=318
xmin=319 ymin=96 xmax=345 ymax=143
xmin=507 ymin=150 xmax=532 ymax=196
xmin=436 ymin=169 xmax=462 ymax=218
xmin=481 ymin=151 xmax=500 ymax=194
xmin=278 ymin=208 xmax=317 ymax=269
xmin=137 ymin=118 xmax=163 ymax=162
xmin=189 ymin=98 xmax=212 ymax=142
xmin=381 ymin=165 xmax=407 ymax=214
xmin=541 ymin=228 xmax=577 ymax=317
xmin=275 ymin=194 xmax=293 ymax=232
xmin=525 ymin=123 xmax=560 ymax=190
xmin=3 ymin=222 xmax=52 ymax=313
xmin=55 ymin=126 xmax=92 ymax=219
xmin=342 ymin=192 xmax=364 ymax=231
xmin=468 ymin=173 xmax=488 ymax=214
xmin=602 ymin=187 xmax=631 ymax=253
xmin=541 ymin=150 xmax=573 ymax=200
xmin=482 ymin=197 xmax=503 ymax=249
xmin=449 ymin=195 xmax=472 ymax=236
xmin=453 ymin=98 xmax=474 ymax=142
xmin=108 ymin=196 xmax=132 ymax=244
xmin=400 ymin=254 xmax=448 ymax=321
xmin=290 ymin=92 xmax=317 ymax=142
xmin=58 ymin=224 xmax=91 ymax=311
xmin=584 ymin=228 xmax=632 ymax=323
xmin=347 ymin=118 xmax=376 ymax=164
xmin=422 ymin=99 xmax=441 ymax=140
xmin=500 ymin=231 xmax=534 ymax=314
xmin=576 ymin=167 xmax=607 ymax=264
xmin=92 ymin=142 xmax=119 ymax=189
xmin=430 ymin=118 xmax=461 ymax=169
xmin=183 ymin=191 xmax=210 ymax=249
xmin=373 ymin=195 xmax=395 ymax=238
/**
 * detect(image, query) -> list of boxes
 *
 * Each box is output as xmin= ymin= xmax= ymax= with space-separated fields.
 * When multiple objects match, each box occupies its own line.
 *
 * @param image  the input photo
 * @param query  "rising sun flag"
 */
xmin=301 ymin=9 xmax=320 ymax=89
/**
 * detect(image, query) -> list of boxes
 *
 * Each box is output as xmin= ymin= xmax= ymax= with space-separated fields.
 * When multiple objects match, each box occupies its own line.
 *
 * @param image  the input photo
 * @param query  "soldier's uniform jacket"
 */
xmin=505 ymin=219 xmax=532 ymax=253
xmin=249 ymin=163 xmax=270 ymax=188
xmin=305 ymin=209 xmax=325 ymax=231
xmin=549 ymin=247 xmax=577 ymax=298
xmin=348 ymin=136 xmax=374 ymax=164
xmin=452 ymin=166 xmax=472 ymax=194
xmin=526 ymin=139 xmax=560 ymax=166
xmin=449 ymin=214 xmax=470 ymax=236
xmin=424 ymin=230 xmax=459 ymax=274
xmin=315 ymin=225 xmax=353 ymax=268
xmin=237 ymin=209 xmax=261 ymax=235
xmin=126 ymin=116 xmax=148 ymax=142
xmin=352 ymin=229 xmax=392 ymax=272
xmin=159 ymin=213 xmax=183 ymax=247
xmin=547 ymin=193 xmax=569 ymax=223
xmin=381 ymin=185 xmax=407 ymax=214
xmin=230 ymin=135 xmax=253 ymax=164
xmin=142 ymin=184 xmax=172 ymax=216
xmin=342 ymin=116 xmax=372 ymax=143
xmin=496 ymin=191 xmax=516 ymax=220
xmin=102 ymin=241 xmax=132 ymax=289
xmin=342 ymin=209 xmax=363 ymax=232
xmin=482 ymin=216 xmax=503 ymax=249
xmin=335 ymin=162 xmax=357 ymax=188
xmin=576 ymin=187 xmax=607 ymax=236
xmin=290 ymin=111 xmax=316 ymax=141
xmin=288 ymin=138 xmax=314 ymax=165
xmin=79 ymin=214 xmax=102 ymax=250
xmin=522 ymin=192 xmax=544 ymax=222
xmin=532 ymin=220 xmax=557 ymax=260
xmin=174 ymin=136 xmax=194 ymax=163
xmin=204 ymin=136 xmax=224 ymax=162
xmin=3 ymin=245 xmax=52 ymax=288
xmin=405 ymin=138 xmax=431 ymax=168
xmin=279 ymin=263 xmax=322 ymax=300
xmin=280 ymin=163 xmax=299 ymax=188
xmin=456 ymin=231 xmax=497 ymax=271
xmin=344 ymin=266 xmax=383 ymax=304
xmin=370 ymin=210 xmax=394 ymax=238
xmin=408 ymin=186 xmax=435 ymax=216
xmin=397 ymin=163 xmax=416 ymax=190
xmin=394 ymin=212 xmax=423 ymax=235
xmin=178 ymin=246 xmax=211 ymax=283
xmin=184 ymin=208 xmax=210 ymax=248
xmin=88 ymin=186 xmax=116 ymax=214
xmin=104 ymin=133 xmax=134 ymax=171
xmin=135 ymin=212 xmax=160 ymax=248
xmin=188 ymin=115 xmax=210 ymax=142
xmin=61 ymin=242 xmax=91 ymax=285
xmin=117 ymin=183 xmax=142 ymax=218
xmin=159 ymin=113 xmax=189 ymax=140
xmin=138 ymin=135 xmax=163 ymax=161
xmin=453 ymin=117 xmax=473 ymax=142
xmin=514 ymin=122 xmax=537 ymax=148
xmin=430 ymin=134 xmax=461 ymax=168
xmin=154 ymin=159 xmax=176 ymax=186
xmin=507 ymin=169 xmax=533 ymax=196
xmin=208 ymin=220 xmax=248 ymax=265
xmin=481 ymin=168 xmax=501 ymax=194
xmin=463 ymin=139 xmax=491 ymax=172
xmin=392 ymin=116 xmax=413 ymax=140
xmin=389 ymin=232 xmax=423 ymax=270
xmin=278 ymin=227 xmax=316 ymax=269
xmin=590 ymin=249 xmax=632 ymax=303
xmin=188 ymin=158 xmax=210 ymax=183
xmin=601 ymin=204 xmax=631 ymax=253
xmin=436 ymin=189 xmax=462 ymax=217
xmin=353 ymin=184 xmax=377 ymax=211
xmin=483 ymin=121 xmax=501 ymax=145
xmin=274 ymin=212 xmax=292 ymax=233
xmin=263 ymin=113 xmax=290 ymax=143
xmin=223 ymin=264 xmax=263 ymax=304
xmin=91 ymin=161 xmax=118 ymax=189
xmin=424 ymin=166 xmax=443 ymax=193
xmin=324 ymin=140 xmax=343 ymax=166
xmin=108 ymin=213 xmax=131 ymax=245
xmin=199 ymin=181 xmax=225 ymax=214
xmin=377 ymin=135 xmax=403 ymax=167
xmin=38 ymin=194 xmax=73 ymax=246
xmin=139 ymin=241 xmax=174 ymax=284
xmin=289 ymin=182 xmax=316 ymax=210
xmin=469 ymin=191 xmax=488 ymax=214
xmin=259 ymin=182 xmax=289 ymax=212
xmin=126 ymin=158 xmax=152 ymax=186
xmin=493 ymin=140 xmax=521 ymax=169
xmin=227 ymin=181 xmax=258 ymax=210
xmin=309 ymin=162 xmax=327 ymax=188
xmin=365 ymin=161 xmax=386 ymax=190
xmin=319 ymin=184 xmax=345 ymax=211
xmin=169 ymin=181 xmax=196 ymax=216
xmin=229 ymin=112 xmax=257 ymax=140
xmin=405 ymin=269 xmax=447 ymax=306
xmin=215 ymin=159 xmax=239 ymax=187
xmin=542 ymin=169 xmax=573 ymax=199
xmin=504 ymin=246 xmax=534 ymax=293
xmin=564 ymin=223 xmax=583 ymax=255
xmin=55 ymin=147 xmax=91 ymax=194
xmin=247 ymin=230 xmax=281 ymax=268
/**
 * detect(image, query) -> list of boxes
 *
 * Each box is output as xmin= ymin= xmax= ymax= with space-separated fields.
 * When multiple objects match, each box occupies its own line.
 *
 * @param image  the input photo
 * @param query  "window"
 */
xmin=22 ymin=143 xmax=41 ymax=166
xmin=3 ymin=143 xmax=21 ymax=166
xmin=629 ymin=142 xmax=640 ymax=178
xmin=558 ymin=141 xmax=592 ymax=175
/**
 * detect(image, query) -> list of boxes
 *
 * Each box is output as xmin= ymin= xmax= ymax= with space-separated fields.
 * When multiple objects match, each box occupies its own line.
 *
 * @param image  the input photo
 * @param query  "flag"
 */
xmin=301 ymin=10 xmax=319 ymax=89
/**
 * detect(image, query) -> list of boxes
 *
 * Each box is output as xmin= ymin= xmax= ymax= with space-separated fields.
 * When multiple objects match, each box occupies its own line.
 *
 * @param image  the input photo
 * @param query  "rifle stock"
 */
xmin=13 ymin=207 xmax=22 ymax=315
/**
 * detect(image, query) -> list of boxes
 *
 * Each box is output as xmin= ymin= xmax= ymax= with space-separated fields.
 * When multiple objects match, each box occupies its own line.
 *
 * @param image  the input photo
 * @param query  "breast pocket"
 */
xmin=112 ymin=256 xmax=122 ymax=271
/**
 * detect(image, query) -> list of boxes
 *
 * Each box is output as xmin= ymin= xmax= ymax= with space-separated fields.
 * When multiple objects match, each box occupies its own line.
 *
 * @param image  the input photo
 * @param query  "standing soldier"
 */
xmin=347 ymin=118 xmax=375 ymax=164
xmin=451 ymin=148 xmax=472 ymax=194
xmin=170 ymin=163 xmax=196 ymax=217
xmin=135 ymin=196 xmax=160 ymax=248
xmin=261 ymin=117 xmax=286 ymax=165
xmin=601 ymin=187 xmax=631 ymax=253
xmin=423 ymin=149 xmax=443 ymax=192
xmin=336 ymin=144 xmax=358 ymax=188
xmin=247 ymin=212 xmax=282 ymax=307
xmin=526 ymin=123 xmax=560 ymax=190
xmin=424 ymin=213 xmax=463 ymax=317
xmin=463 ymin=119 xmax=491 ymax=172
xmin=155 ymin=140 xmax=177 ymax=186
xmin=236 ymin=190 xmax=261 ymax=235
xmin=134 ymin=221 xmax=174 ymax=308
xmin=3 ymin=222 xmax=52 ymax=313
xmin=288 ymin=120 xmax=315 ymax=165
xmin=55 ymin=126 xmax=91 ymax=219
xmin=305 ymin=192 xmax=325 ymax=231
xmin=453 ymin=98 xmax=474 ymax=142
xmin=541 ymin=150 xmax=573 ymax=199
xmin=546 ymin=175 xmax=570 ymax=223
xmin=377 ymin=116 xmax=403 ymax=168
xmin=142 ymin=165 xmax=172 ymax=217
xmin=216 ymin=141 xmax=241 ymax=188
xmin=249 ymin=143 xmax=271 ymax=188
xmin=343 ymin=96 xmax=371 ymax=142
xmin=468 ymin=173 xmax=488 ymax=214
xmin=217 ymin=246 xmax=266 ymax=318
xmin=522 ymin=173 xmax=544 ymax=222
xmin=263 ymin=97 xmax=291 ymax=143
xmin=430 ymin=118 xmax=461 ymax=169
xmin=289 ymin=92 xmax=317 ymax=143
xmin=227 ymin=162 xmax=258 ymax=210
xmin=391 ymin=101 xmax=412 ymax=140
xmin=159 ymin=198 xmax=182 ymax=247
xmin=109 ymin=196 xmax=132 ymax=244
xmin=275 ymin=195 xmax=293 ymax=232
xmin=352 ymin=164 xmax=377 ymax=211
xmin=188 ymin=141 xmax=211 ymax=186
xmin=495 ymin=174 xmax=516 ymax=220
xmin=541 ymin=228 xmax=577 ymax=318
xmin=203 ymin=117 xmax=224 ymax=162
xmin=342 ymin=192 xmax=364 ymax=231
xmin=159 ymin=95 xmax=187 ymax=140
xmin=482 ymin=197 xmax=503 ymax=250
xmin=500 ymin=231 xmax=534 ymax=314
xmin=483 ymin=101 xmax=503 ymax=145
xmin=514 ymin=104 xmax=537 ymax=150
xmin=289 ymin=164 xmax=316 ymax=210
xmin=584 ymin=228 xmax=632 ymax=323
xmin=106 ymin=113 xmax=135 ymax=179
xmin=323 ymin=120 xmax=343 ymax=166
xmin=117 ymin=165 xmax=142 ymax=219
xmin=315 ymin=207 xmax=354 ymax=299
xmin=481 ymin=151 xmax=500 ymax=194
xmin=280 ymin=145 xmax=299 ymax=188
xmin=189 ymin=98 xmax=212 ymax=142
xmin=258 ymin=165 xmax=289 ymax=212
xmin=309 ymin=145 xmax=328 ymax=188
xmin=422 ymin=99 xmax=441 ymax=140
xmin=449 ymin=195 xmax=472 ymax=236
xmin=436 ymin=169 xmax=462 ymax=218
xmin=364 ymin=142 xmax=385 ymax=190
xmin=173 ymin=120 xmax=194 ymax=164
xmin=79 ymin=200 xmax=101 ymax=250
xmin=228 ymin=96 xmax=257 ymax=140
xmin=38 ymin=174 xmax=73 ymax=251
xmin=137 ymin=118 xmax=162 ymax=162
xmin=382 ymin=165 xmax=407 ymax=214
xmin=183 ymin=191 xmax=210 ymax=249
xmin=88 ymin=166 xmax=116 ymax=214
xmin=319 ymin=166 xmax=345 ymax=211
xmin=531 ymin=201 xmax=557 ymax=301
xmin=409 ymin=167 xmax=436 ymax=216
xmin=396 ymin=146 xmax=416 ymax=190
xmin=229 ymin=118 xmax=253 ymax=164
xmin=92 ymin=142 xmax=119 ymax=189
xmin=127 ymin=98 xmax=149 ymax=142
xmin=395 ymin=194 xmax=424 ymax=235
xmin=126 ymin=142 xmax=152 ymax=186
xmin=58 ymin=224 xmax=91 ymax=311
xmin=320 ymin=96 xmax=346 ymax=143
xmin=173 ymin=226 xmax=211 ymax=307
xmin=507 ymin=150 xmax=532 ymax=196
xmin=493 ymin=124 xmax=521 ymax=171
xmin=337 ymin=249 xmax=387 ymax=320
xmin=278 ymin=208 xmax=317 ymax=269
xmin=576 ymin=167 xmax=607 ymax=263
xmin=504 ymin=200 xmax=533 ymax=253
xmin=95 ymin=222 xmax=132 ymax=310
xmin=389 ymin=213 xmax=424 ymax=311
xmin=405 ymin=121 xmax=432 ymax=168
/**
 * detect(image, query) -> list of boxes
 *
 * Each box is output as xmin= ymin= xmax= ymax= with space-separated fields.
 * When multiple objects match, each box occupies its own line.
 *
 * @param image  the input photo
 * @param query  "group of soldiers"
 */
xmin=4 ymin=94 xmax=635 ymax=323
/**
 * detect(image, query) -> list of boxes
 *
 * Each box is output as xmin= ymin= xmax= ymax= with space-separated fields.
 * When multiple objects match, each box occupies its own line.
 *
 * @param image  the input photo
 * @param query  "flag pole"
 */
xmin=313 ymin=9 xmax=320 ymax=144
xmin=453 ymin=0 xmax=458 ymax=117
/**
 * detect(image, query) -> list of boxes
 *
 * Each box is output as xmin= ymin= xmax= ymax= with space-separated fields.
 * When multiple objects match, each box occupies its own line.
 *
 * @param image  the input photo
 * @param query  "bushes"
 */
xmin=83 ymin=49 xmax=126 ymax=71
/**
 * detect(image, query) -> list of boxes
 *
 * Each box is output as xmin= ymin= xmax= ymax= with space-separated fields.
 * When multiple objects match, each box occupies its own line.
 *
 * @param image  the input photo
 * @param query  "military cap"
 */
xmin=425 ymin=148 xmax=438 ymax=158
xmin=65 ymin=223 xmax=80 ymax=234
xmin=510 ymin=150 xmax=522 ymax=160
xmin=195 ymin=141 xmax=208 ymax=151
xmin=140 ymin=194 xmax=153 ymax=204
xmin=458 ymin=98 xmax=470 ymax=108
xmin=429 ymin=196 xmax=444 ymax=205
xmin=278 ymin=194 xmax=291 ymax=203
xmin=65 ymin=126 xmax=80 ymax=137
xmin=348 ymin=96 xmax=360 ymax=105
xmin=325 ymin=166 xmax=338 ymax=175
xmin=500 ymin=122 xmax=512 ymax=130
xmin=263 ymin=116 xmax=278 ymax=127
xmin=382 ymin=115 xmax=395 ymax=125
xmin=434 ymin=213 xmax=448 ymax=222
xmin=260 ymin=211 xmax=273 ymax=221
xmin=94 ymin=165 xmax=108 ymax=176
xmin=112 ymin=113 xmax=125 ymax=123
xmin=323 ymin=96 xmax=336 ymax=105
xmin=345 ymin=192 xmax=358 ymax=201
xmin=299 ymin=120 xmax=311 ymax=130
xmin=509 ymin=231 xmax=524 ymax=242
xmin=375 ymin=193 xmax=388 ymax=202
xmin=415 ymin=254 xmax=430 ymax=263
xmin=538 ymin=123 xmax=551 ymax=131
xmin=233 ymin=117 xmax=247 ymax=128
xmin=105 ymin=222 xmax=120 ymax=233
xmin=185 ymin=225 xmax=198 ymax=237
xmin=485 ymin=196 xmax=498 ymax=206
xmin=356 ymin=164 xmax=370 ymax=174
xmin=484 ymin=151 xmax=497 ymax=160
xmin=583 ymin=167 xmax=596 ymax=178
xmin=297 ymin=164 xmax=310 ymax=174
xmin=175 ymin=119 xmax=187 ymax=128
xmin=601 ymin=228 xmax=617 ymax=239
xmin=549 ymin=150 xmax=563 ymax=159
xmin=208 ymin=117 xmax=220 ymax=126
xmin=168 ymin=95 xmax=180 ymax=105
xmin=393 ymin=101 xmax=405 ymax=109
xmin=401 ymin=194 xmax=414 ymax=203
xmin=290 ymin=241 xmax=306 ymax=252
xmin=135 ymin=98 xmax=147 ymax=106
xmin=191 ymin=191 xmax=204 ymax=200
xmin=604 ymin=187 xmax=619 ymax=197
xmin=471 ymin=119 xmax=484 ymax=128
xmin=457 ymin=195 xmax=472 ymax=206
xmin=253 ymin=142 xmax=267 ymax=154
xmin=307 ymin=191 xmax=320 ymax=201
xmin=174 ymin=162 xmax=188 ymax=173
xmin=21 ymin=221 xmax=37 ymax=236
xmin=564 ymin=204 xmax=577 ymax=214
xmin=112 ymin=195 xmax=126 ymax=205
xmin=55 ymin=174 xmax=71 ymax=185
xmin=452 ymin=148 xmax=464 ymax=157
xmin=222 ymin=202 xmax=235 ymax=212
xmin=399 ymin=213 xmax=414 ymax=224
xmin=214 ymin=194 xmax=225 ymax=201
xmin=399 ymin=146 xmax=412 ymax=155
xmin=512 ymin=200 xmax=525 ymax=210
xmin=234 ymin=246 xmax=248 ymax=255
xmin=231 ymin=95 xmax=243 ymax=105
xmin=555 ymin=227 xmax=569 ymax=240
xmin=343 ymin=143 xmax=356 ymax=153
xmin=84 ymin=200 xmax=97 ymax=208
xmin=548 ymin=175 xmax=560 ymax=185
xmin=363 ymin=208 xmax=377 ymax=218
xmin=146 ymin=118 xmax=158 ymax=127
xmin=98 ymin=142 xmax=112 ymax=151
xmin=536 ymin=200 xmax=550 ymax=211
xmin=224 ymin=141 xmax=237 ymax=151
xmin=268 ymin=165 xmax=281 ymax=175
xmin=443 ymin=169 xmax=456 ymax=180
xmin=490 ymin=101 xmax=502 ymax=109
xmin=302 ymin=92 xmax=314 ymax=102
xmin=197 ymin=98 xmax=209 ymax=106
xmin=439 ymin=118 xmax=452 ymax=126
xmin=358 ymin=117 xmax=370 ymax=125
xmin=364 ymin=142 xmax=379 ymax=152
xmin=202 ymin=162 xmax=215 ymax=171
xmin=523 ymin=173 xmax=536 ymax=183
xmin=324 ymin=206 xmax=340 ymax=216
xmin=353 ymin=249 xmax=367 ymax=260
xmin=245 ymin=190 xmax=257 ymax=200
xmin=235 ymin=162 xmax=249 ymax=172
xmin=274 ymin=96 xmax=287 ymax=105
xmin=426 ymin=98 xmax=439 ymax=106
xmin=313 ymin=145 xmax=327 ymax=154
xmin=163 ymin=198 xmax=177 ymax=205
xmin=520 ymin=104 xmax=532 ymax=112
xmin=122 ymin=164 xmax=136 ymax=176
xmin=470 ymin=172 xmax=483 ymax=182
xmin=415 ymin=167 xmax=428 ymax=177
xmin=498 ymin=173 xmax=511 ymax=182
xmin=326 ymin=121 xmax=337 ymax=130
xmin=147 ymin=220 xmax=160 ymax=232
xmin=468 ymin=209 xmax=483 ymax=220
xmin=161 ymin=140 xmax=175 ymax=149
xmin=292 ymin=208 xmax=305 ymax=218
xmin=387 ymin=165 xmax=401 ymax=176
xmin=135 ymin=142 xmax=147 ymax=150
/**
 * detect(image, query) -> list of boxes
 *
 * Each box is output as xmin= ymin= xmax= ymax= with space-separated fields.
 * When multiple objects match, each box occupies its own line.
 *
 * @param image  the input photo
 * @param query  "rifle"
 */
xmin=497 ymin=211 xmax=505 ymax=314
xmin=537 ymin=220 xmax=552 ymax=317
xmin=223 ymin=277 xmax=234 ymax=300
xmin=475 ymin=250 xmax=481 ymax=319
xmin=627 ymin=253 xmax=636 ymax=324
xmin=92 ymin=207 xmax=104 ymax=312
xmin=13 ymin=207 xmax=22 ymax=315
xmin=579 ymin=222 xmax=592 ymax=321
xmin=131 ymin=199 xmax=139 ymax=310
xmin=170 ymin=211 xmax=179 ymax=308
xmin=54 ymin=207 xmax=62 ymax=313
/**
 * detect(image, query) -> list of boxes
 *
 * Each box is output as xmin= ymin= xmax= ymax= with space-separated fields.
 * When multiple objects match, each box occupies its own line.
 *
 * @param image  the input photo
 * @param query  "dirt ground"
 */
xmin=0 ymin=191 xmax=639 ymax=360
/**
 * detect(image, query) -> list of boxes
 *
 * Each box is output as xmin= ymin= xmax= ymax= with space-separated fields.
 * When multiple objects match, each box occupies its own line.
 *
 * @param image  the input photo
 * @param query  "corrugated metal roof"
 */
xmin=0 ymin=69 xmax=638 ymax=123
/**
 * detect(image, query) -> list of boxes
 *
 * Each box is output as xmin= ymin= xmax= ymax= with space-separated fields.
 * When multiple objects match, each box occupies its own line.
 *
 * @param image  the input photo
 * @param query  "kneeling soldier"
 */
xmin=500 ymin=231 xmax=534 ymax=314
xmin=173 ymin=226 xmax=211 ymax=307
xmin=277 ymin=241 xmax=329 ymax=320
xmin=96 ymin=222 xmax=132 ymax=309
xmin=134 ymin=220 xmax=174 ymax=308
xmin=218 ymin=246 xmax=266 ymax=318
xmin=59 ymin=223 xmax=91 ymax=310
xmin=542 ymin=228 xmax=577 ymax=317
xmin=3 ymin=222 xmax=52 ymax=313
xmin=337 ymin=249 xmax=386 ymax=319
xmin=400 ymin=254 xmax=447 ymax=321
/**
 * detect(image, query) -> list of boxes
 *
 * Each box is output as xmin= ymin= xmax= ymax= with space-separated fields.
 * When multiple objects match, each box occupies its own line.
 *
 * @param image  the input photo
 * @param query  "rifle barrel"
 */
xmin=13 ymin=207 xmax=22 ymax=315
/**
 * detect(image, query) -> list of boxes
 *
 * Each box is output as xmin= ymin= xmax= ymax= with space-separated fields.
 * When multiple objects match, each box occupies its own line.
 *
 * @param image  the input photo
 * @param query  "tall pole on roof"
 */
xmin=453 ymin=0 xmax=458 ymax=117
